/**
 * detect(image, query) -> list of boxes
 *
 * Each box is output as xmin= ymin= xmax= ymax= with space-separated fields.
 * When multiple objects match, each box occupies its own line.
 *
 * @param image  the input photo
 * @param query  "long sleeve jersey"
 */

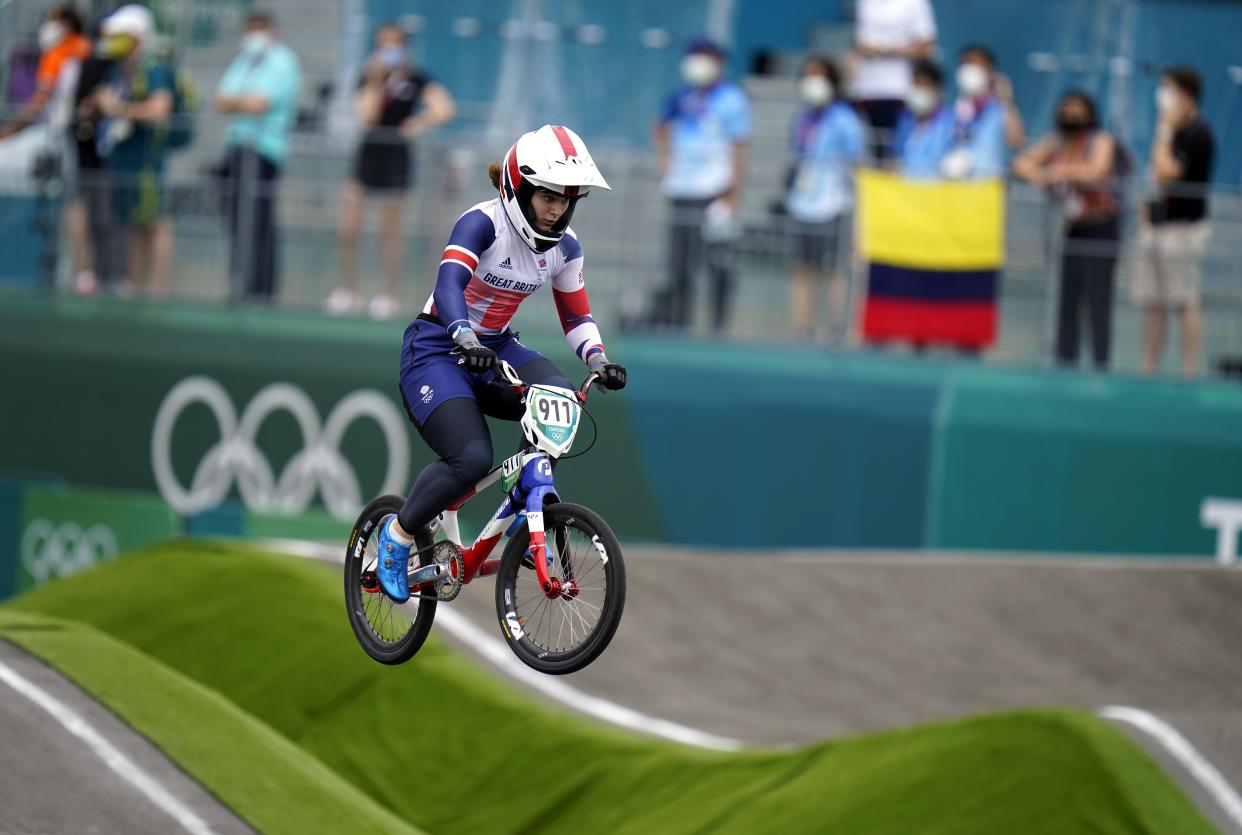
xmin=421 ymin=198 xmax=605 ymax=361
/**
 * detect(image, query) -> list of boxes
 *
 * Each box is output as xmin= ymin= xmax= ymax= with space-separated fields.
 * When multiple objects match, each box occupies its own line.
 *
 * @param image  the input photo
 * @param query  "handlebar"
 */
xmin=492 ymin=359 xmax=600 ymax=402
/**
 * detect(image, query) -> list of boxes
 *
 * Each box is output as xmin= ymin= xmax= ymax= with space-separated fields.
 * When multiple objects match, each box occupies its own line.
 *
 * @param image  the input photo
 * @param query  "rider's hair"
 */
xmin=488 ymin=161 xmax=502 ymax=190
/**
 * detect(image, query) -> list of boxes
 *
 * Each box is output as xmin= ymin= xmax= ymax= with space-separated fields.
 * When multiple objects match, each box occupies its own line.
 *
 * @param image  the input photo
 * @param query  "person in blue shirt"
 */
xmin=785 ymin=56 xmax=865 ymax=340
xmin=894 ymin=59 xmax=955 ymax=178
xmin=648 ymin=37 xmax=750 ymax=332
xmin=940 ymin=45 xmax=1020 ymax=180
xmin=215 ymin=11 xmax=301 ymax=301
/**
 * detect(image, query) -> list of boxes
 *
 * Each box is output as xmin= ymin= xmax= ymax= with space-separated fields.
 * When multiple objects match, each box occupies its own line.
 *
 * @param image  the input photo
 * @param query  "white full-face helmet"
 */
xmin=499 ymin=125 xmax=611 ymax=253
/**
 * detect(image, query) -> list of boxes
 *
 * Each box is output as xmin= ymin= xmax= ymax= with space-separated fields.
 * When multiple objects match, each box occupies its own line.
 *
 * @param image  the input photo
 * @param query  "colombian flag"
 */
xmin=856 ymin=170 xmax=1005 ymax=349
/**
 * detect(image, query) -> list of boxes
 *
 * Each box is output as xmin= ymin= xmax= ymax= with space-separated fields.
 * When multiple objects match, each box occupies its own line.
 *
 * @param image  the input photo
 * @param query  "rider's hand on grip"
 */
xmin=587 ymin=353 xmax=627 ymax=391
xmin=453 ymin=328 xmax=497 ymax=374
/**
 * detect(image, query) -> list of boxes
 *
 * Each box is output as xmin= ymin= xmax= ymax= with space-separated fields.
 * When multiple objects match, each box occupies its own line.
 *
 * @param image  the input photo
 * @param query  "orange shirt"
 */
xmin=36 ymin=33 xmax=91 ymax=88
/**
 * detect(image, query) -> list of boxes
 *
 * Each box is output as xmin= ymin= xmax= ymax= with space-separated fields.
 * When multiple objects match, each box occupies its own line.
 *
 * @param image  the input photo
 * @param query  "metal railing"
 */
xmin=1 ymin=117 xmax=1240 ymax=379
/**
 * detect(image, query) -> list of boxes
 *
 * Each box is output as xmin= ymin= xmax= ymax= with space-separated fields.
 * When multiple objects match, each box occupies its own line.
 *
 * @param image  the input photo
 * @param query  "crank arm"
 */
xmin=406 ymin=562 xmax=447 ymax=586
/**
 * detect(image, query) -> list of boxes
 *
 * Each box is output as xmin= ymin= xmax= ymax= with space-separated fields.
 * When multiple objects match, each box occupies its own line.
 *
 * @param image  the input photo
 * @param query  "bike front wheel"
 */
xmin=344 ymin=495 xmax=437 ymax=665
xmin=494 ymin=502 xmax=626 ymax=675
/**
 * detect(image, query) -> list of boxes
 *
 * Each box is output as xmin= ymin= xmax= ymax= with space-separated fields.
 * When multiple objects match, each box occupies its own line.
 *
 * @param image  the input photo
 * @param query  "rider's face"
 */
xmin=531 ymin=189 xmax=570 ymax=232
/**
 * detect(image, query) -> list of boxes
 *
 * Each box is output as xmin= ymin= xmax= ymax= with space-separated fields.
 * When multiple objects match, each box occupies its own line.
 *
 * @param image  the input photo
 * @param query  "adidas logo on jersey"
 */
xmin=498 ymin=257 xmax=513 ymax=269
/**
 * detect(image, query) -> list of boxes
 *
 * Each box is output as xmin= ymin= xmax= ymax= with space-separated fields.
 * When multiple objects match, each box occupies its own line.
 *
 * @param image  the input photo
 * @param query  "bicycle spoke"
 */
xmin=564 ymin=599 xmax=593 ymax=638
xmin=532 ymin=598 xmax=551 ymax=646
xmin=517 ymin=589 xmax=548 ymax=608
xmin=565 ymin=595 xmax=602 ymax=615
xmin=556 ymin=601 xmax=572 ymax=650
xmin=573 ymin=549 xmax=604 ymax=582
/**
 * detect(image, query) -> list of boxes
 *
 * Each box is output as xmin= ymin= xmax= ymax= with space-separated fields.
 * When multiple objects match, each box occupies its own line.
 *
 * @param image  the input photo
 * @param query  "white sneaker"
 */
xmin=325 ymin=287 xmax=359 ymax=316
xmin=368 ymin=294 xmax=400 ymax=320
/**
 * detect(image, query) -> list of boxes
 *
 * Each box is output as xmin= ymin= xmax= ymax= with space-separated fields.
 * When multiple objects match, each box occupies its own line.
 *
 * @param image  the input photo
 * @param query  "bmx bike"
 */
xmin=343 ymin=359 xmax=625 ymax=675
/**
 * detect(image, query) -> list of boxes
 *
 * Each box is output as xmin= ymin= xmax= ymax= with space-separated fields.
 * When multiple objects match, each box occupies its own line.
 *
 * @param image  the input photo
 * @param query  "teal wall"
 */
xmin=1 ymin=291 xmax=1240 ymax=567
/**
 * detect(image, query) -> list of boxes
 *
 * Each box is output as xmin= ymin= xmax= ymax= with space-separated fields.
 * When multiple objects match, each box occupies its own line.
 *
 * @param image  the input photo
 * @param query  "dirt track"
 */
xmin=439 ymin=547 xmax=1242 ymax=833
xmin=0 ymin=639 xmax=253 ymax=835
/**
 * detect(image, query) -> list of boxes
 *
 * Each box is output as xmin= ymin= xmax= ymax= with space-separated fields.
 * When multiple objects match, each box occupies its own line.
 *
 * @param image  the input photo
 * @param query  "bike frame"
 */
xmin=414 ymin=367 xmax=597 ymax=599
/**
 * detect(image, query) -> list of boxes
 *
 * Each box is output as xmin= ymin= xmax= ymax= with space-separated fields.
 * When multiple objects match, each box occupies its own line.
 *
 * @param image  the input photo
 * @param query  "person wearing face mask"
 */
xmin=850 ymin=0 xmax=937 ymax=162
xmin=648 ymin=37 xmax=751 ymax=332
xmin=0 ymin=5 xmax=92 ymax=291
xmin=939 ymin=45 xmax=1011 ymax=180
xmin=893 ymin=59 xmax=954 ymax=179
xmin=215 ymin=11 xmax=301 ymax=302
xmin=1131 ymin=66 xmax=1215 ymax=377
xmin=1013 ymin=91 xmax=1125 ymax=370
xmin=784 ymin=56 xmax=865 ymax=341
xmin=0 ymin=5 xmax=90 ymax=141
xmin=93 ymin=4 xmax=176 ymax=298
xmin=328 ymin=23 xmax=456 ymax=320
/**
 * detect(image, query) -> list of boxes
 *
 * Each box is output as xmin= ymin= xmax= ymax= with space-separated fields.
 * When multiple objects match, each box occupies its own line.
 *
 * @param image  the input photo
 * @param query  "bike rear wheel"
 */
xmin=495 ymin=502 xmax=625 ymax=675
xmin=344 ymin=495 xmax=436 ymax=665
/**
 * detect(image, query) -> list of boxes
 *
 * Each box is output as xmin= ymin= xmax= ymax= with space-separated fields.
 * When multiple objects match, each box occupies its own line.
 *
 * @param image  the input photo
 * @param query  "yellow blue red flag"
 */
xmin=856 ymin=170 xmax=1005 ymax=348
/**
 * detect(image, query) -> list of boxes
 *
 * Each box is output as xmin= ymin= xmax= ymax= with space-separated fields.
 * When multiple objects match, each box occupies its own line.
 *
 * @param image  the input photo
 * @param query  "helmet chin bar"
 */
xmin=516 ymin=181 xmax=581 ymax=253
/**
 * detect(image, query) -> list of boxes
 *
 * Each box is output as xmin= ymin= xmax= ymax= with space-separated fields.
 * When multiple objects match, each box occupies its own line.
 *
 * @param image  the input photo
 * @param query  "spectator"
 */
xmin=785 ymin=56 xmax=865 ymax=340
xmin=94 ymin=4 xmax=174 ymax=297
xmin=70 ymin=20 xmax=123 ymax=294
xmin=940 ymin=45 xmax=1011 ymax=179
xmin=850 ymin=0 xmax=937 ymax=161
xmin=894 ymin=59 xmax=954 ymax=178
xmin=1013 ymin=91 xmax=1124 ymax=370
xmin=215 ymin=11 xmax=301 ymax=302
xmin=649 ymin=37 xmax=750 ymax=332
xmin=1132 ymin=66 xmax=1215 ymax=377
xmin=328 ymin=22 xmax=455 ymax=319
xmin=0 ymin=5 xmax=90 ymax=139
xmin=0 ymin=5 xmax=93 ymax=291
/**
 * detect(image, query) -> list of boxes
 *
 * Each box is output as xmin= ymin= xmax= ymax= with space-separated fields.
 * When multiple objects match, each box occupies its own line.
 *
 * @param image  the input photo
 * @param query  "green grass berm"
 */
xmin=2 ymin=542 xmax=1219 ymax=834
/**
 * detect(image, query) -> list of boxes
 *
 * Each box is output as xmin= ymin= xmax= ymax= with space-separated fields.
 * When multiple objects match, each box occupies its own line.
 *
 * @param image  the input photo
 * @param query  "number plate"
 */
xmin=501 ymin=454 xmax=523 ymax=493
xmin=522 ymin=387 xmax=581 ymax=456
xmin=532 ymin=391 xmax=574 ymax=427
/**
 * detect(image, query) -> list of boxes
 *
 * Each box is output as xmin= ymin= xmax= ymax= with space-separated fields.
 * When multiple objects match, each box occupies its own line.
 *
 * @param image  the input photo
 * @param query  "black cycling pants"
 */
xmin=397 ymin=358 xmax=571 ymax=534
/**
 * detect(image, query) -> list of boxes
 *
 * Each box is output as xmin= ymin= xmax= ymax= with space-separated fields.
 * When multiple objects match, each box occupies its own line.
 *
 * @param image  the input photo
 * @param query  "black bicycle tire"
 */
xmin=344 ymin=494 xmax=437 ymax=665
xmin=494 ymin=501 xmax=626 ymax=675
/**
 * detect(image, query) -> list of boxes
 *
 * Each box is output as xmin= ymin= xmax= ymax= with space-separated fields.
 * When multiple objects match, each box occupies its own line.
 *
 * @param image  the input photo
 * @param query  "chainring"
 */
xmin=431 ymin=541 xmax=464 ymax=602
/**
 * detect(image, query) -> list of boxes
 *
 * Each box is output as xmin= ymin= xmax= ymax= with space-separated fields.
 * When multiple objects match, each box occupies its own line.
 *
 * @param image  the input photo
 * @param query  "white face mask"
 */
xmin=38 ymin=20 xmax=66 ymax=51
xmin=240 ymin=31 xmax=272 ymax=54
xmin=681 ymin=54 xmax=719 ymax=87
xmin=956 ymin=63 xmax=989 ymax=97
xmin=799 ymin=75 xmax=833 ymax=107
xmin=906 ymin=86 xmax=938 ymax=116
xmin=1156 ymin=85 xmax=1178 ymax=114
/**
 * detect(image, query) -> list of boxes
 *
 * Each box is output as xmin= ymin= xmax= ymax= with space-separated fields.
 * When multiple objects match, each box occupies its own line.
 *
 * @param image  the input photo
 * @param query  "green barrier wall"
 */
xmin=1 ymin=290 xmax=1240 ymax=563
xmin=0 ymin=481 xmax=177 ymax=597
xmin=926 ymin=368 xmax=1242 ymax=556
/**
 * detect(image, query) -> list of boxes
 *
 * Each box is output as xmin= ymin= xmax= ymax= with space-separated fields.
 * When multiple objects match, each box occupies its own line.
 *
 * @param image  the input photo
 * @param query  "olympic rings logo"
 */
xmin=21 ymin=519 xmax=119 ymax=584
xmin=150 ymin=376 xmax=409 ymax=519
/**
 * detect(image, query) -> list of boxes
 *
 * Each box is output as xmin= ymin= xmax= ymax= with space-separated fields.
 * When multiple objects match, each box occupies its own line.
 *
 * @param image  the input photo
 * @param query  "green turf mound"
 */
xmin=6 ymin=542 xmax=1218 ymax=835
xmin=0 ymin=608 xmax=418 ymax=835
